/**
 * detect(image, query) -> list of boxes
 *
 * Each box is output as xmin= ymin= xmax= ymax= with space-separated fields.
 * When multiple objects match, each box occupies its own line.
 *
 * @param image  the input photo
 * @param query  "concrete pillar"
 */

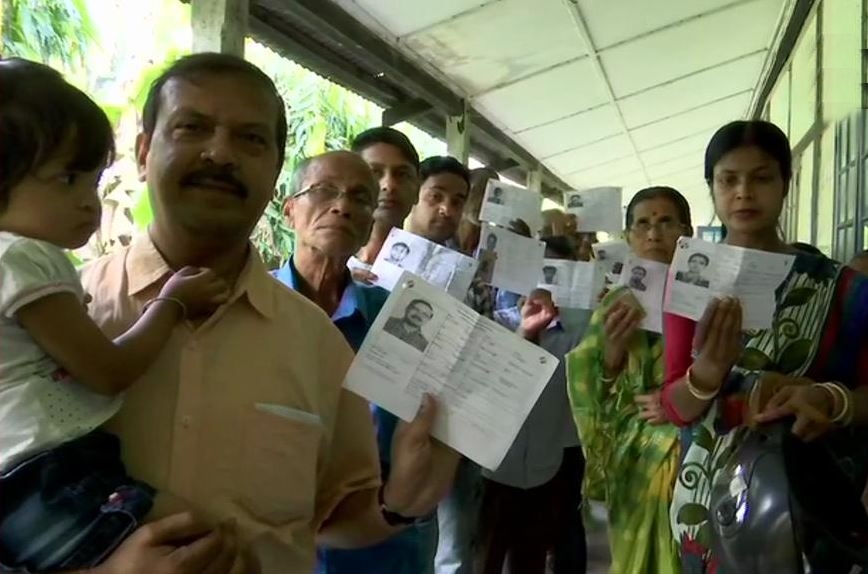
xmin=526 ymin=166 xmax=543 ymax=194
xmin=446 ymin=100 xmax=470 ymax=164
xmin=192 ymin=0 xmax=249 ymax=56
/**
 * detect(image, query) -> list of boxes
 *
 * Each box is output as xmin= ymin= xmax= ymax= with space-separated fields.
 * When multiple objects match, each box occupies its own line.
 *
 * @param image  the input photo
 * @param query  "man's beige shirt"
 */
xmin=81 ymin=235 xmax=381 ymax=572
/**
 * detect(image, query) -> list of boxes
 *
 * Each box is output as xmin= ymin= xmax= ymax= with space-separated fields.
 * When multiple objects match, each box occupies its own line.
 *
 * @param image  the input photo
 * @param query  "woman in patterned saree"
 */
xmin=662 ymin=120 xmax=868 ymax=573
xmin=567 ymin=186 xmax=692 ymax=573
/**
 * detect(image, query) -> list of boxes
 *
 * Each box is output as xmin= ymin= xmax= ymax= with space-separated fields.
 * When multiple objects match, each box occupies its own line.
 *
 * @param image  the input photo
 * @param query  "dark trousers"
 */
xmin=474 ymin=447 xmax=587 ymax=574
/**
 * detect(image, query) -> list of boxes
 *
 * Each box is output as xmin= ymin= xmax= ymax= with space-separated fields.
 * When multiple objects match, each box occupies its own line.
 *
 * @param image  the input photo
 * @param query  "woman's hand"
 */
xmin=602 ymin=297 xmax=643 ymax=375
xmin=635 ymin=391 xmax=667 ymax=425
xmin=753 ymin=378 xmax=837 ymax=441
xmin=690 ymin=297 xmax=743 ymax=392
xmin=351 ymin=268 xmax=378 ymax=285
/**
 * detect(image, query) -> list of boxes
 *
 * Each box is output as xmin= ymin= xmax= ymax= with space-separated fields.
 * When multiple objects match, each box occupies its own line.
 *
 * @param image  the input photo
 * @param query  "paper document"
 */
xmin=344 ymin=272 xmax=559 ymax=470
xmin=347 ymin=255 xmax=371 ymax=273
xmin=664 ymin=237 xmax=796 ymax=330
xmin=477 ymin=225 xmax=546 ymax=295
xmin=537 ymin=259 xmax=606 ymax=309
xmin=564 ymin=187 xmax=623 ymax=233
xmin=593 ymin=240 xmax=629 ymax=284
xmin=478 ymin=179 xmax=543 ymax=234
xmin=371 ymin=228 xmax=479 ymax=300
xmin=616 ymin=255 xmax=668 ymax=333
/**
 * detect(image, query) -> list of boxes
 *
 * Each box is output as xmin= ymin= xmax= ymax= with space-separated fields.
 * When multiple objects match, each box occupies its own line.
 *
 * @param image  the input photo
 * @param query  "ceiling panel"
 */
xmin=640 ymin=129 xmax=718 ymax=166
xmin=600 ymin=0 xmax=782 ymax=97
xmin=475 ymin=58 xmax=609 ymax=132
xmin=646 ymin=154 xmax=704 ymax=180
xmin=511 ymin=104 xmax=621 ymax=158
xmin=568 ymin=156 xmax=645 ymax=185
xmin=631 ymin=92 xmax=751 ymax=150
xmin=618 ymin=51 xmax=766 ymax=128
xmin=547 ymin=134 xmax=634 ymax=174
xmin=578 ymin=0 xmax=740 ymax=49
xmin=403 ymin=0 xmax=585 ymax=95
xmin=344 ymin=0 xmax=495 ymax=38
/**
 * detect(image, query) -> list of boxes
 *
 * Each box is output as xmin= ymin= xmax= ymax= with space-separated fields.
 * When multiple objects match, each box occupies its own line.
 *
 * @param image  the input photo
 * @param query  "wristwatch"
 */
xmin=378 ymin=485 xmax=417 ymax=526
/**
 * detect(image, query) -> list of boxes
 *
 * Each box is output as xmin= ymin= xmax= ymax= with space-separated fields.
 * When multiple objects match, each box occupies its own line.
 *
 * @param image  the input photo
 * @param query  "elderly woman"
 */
xmin=567 ymin=186 xmax=693 ymax=573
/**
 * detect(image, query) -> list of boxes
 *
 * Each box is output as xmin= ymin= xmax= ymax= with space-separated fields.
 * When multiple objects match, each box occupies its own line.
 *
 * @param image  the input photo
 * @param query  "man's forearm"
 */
xmin=316 ymin=487 xmax=405 ymax=549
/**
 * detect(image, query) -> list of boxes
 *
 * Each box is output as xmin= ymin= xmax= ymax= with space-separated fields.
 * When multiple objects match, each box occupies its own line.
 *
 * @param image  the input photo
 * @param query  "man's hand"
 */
xmin=351 ymin=268 xmax=378 ymax=285
xmin=518 ymin=289 xmax=557 ymax=341
xmin=97 ymin=513 xmax=239 ymax=574
xmin=384 ymin=395 xmax=460 ymax=518
xmin=635 ymin=391 xmax=667 ymax=425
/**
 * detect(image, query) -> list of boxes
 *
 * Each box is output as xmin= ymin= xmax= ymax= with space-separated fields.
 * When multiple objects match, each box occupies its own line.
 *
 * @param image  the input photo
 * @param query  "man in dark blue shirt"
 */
xmin=273 ymin=150 xmax=442 ymax=574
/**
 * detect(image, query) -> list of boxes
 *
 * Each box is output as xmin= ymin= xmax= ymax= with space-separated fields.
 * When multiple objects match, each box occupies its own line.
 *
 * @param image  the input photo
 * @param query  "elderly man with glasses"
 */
xmin=272 ymin=150 xmax=446 ymax=574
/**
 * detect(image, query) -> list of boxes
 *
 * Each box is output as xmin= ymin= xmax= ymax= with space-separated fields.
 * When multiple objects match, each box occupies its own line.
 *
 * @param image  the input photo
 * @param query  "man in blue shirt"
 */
xmin=273 ymin=150 xmax=443 ymax=574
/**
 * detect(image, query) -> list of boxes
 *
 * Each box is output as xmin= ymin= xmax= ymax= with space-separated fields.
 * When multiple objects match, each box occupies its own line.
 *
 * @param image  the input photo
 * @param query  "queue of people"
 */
xmin=0 ymin=52 xmax=867 ymax=574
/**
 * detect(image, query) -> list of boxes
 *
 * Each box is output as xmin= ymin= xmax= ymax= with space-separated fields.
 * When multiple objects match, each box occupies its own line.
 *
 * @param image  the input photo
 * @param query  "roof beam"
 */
xmin=561 ymin=0 xmax=651 ymax=187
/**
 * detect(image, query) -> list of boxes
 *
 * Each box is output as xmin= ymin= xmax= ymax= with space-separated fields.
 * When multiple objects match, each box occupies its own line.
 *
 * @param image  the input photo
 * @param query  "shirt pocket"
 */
xmin=235 ymin=403 xmax=322 ymax=526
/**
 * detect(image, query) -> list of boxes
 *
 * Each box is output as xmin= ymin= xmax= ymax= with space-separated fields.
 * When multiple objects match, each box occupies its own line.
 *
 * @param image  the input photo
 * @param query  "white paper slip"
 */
xmin=478 ymin=179 xmax=543 ymax=235
xmin=347 ymin=255 xmax=371 ymax=273
xmin=664 ymin=237 xmax=796 ymax=330
xmin=478 ymin=225 xmax=546 ymax=295
xmin=593 ymin=240 xmax=629 ymax=284
xmin=371 ymin=228 xmax=479 ymax=300
xmin=564 ymin=187 xmax=623 ymax=233
xmin=343 ymin=272 xmax=558 ymax=471
xmin=537 ymin=259 xmax=606 ymax=309
xmin=616 ymin=255 xmax=668 ymax=333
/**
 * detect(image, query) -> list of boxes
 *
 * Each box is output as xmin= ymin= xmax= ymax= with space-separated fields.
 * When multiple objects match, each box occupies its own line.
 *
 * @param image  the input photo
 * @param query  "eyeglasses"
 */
xmin=294 ymin=184 xmax=376 ymax=211
xmin=629 ymin=220 xmax=684 ymax=235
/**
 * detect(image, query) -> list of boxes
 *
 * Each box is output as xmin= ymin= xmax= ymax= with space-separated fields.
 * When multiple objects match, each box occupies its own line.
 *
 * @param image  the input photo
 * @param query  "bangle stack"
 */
xmin=142 ymin=296 xmax=187 ymax=319
xmin=816 ymin=382 xmax=854 ymax=425
xmin=686 ymin=367 xmax=719 ymax=401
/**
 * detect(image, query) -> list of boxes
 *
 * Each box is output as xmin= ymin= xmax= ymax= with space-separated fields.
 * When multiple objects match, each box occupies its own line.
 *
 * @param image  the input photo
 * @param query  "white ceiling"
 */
xmin=333 ymin=0 xmax=790 ymax=226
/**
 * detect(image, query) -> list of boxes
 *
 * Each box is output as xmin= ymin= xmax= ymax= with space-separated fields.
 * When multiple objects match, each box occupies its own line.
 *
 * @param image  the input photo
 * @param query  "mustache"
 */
xmin=181 ymin=167 xmax=248 ymax=197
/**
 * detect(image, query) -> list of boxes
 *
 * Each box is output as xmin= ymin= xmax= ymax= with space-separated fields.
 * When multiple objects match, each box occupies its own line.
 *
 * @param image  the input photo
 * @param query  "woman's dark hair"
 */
xmin=704 ymin=120 xmax=792 ymax=188
xmin=0 ymin=58 xmax=115 ymax=209
xmin=624 ymin=186 xmax=692 ymax=230
xmin=790 ymin=242 xmax=823 ymax=256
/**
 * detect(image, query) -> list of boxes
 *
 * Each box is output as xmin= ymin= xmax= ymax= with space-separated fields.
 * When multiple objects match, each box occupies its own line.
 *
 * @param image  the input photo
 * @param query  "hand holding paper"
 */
xmin=344 ymin=272 xmax=559 ymax=470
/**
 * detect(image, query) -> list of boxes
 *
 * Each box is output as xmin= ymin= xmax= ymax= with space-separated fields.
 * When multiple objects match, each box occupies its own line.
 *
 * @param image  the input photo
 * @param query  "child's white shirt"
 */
xmin=0 ymin=231 xmax=121 ymax=471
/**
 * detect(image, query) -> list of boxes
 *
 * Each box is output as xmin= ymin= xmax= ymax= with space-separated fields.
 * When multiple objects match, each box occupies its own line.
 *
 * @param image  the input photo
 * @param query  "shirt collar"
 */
xmin=125 ymin=233 xmax=277 ymax=319
xmin=274 ymin=257 xmax=368 ymax=323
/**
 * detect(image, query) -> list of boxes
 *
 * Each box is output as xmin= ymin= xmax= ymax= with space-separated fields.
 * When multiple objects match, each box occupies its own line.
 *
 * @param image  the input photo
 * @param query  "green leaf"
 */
xmin=781 ymin=287 xmax=816 ymax=310
xmin=693 ymin=424 xmax=715 ymax=453
xmin=695 ymin=522 xmax=714 ymax=547
xmin=736 ymin=348 xmax=773 ymax=371
xmin=677 ymin=503 xmax=709 ymax=526
xmin=130 ymin=187 xmax=153 ymax=230
xmin=778 ymin=339 xmax=813 ymax=374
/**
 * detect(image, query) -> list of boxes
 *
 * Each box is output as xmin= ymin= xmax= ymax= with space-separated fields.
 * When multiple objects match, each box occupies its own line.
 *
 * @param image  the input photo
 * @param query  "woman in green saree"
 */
xmin=567 ymin=186 xmax=691 ymax=573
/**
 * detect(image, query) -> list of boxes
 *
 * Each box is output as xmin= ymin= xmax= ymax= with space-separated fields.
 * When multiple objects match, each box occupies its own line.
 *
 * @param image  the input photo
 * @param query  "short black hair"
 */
xmin=625 ymin=186 xmax=692 ymax=230
xmin=392 ymin=241 xmax=410 ymax=251
xmin=543 ymin=265 xmax=557 ymax=273
xmin=689 ymin=253 xmax=710 ymax=265
xmin=419 ymin=156 xmax=470 ymax=189
xmin=542 ymin=235 xmax=574 ymax=259
xmin=351 ymin=127 xmax=420 ymax=171
xmin=141 ymin=53 xmax=288 ymax=168
xmin=705 ymin=120 xmax=792 ymax=188
xmin=632 ymin=266 xmax=647 ymax=276
xmin=406 ymin=298 xmax=433 ymax=313
xmin=0 ymin=58 xmax=114 ymax=209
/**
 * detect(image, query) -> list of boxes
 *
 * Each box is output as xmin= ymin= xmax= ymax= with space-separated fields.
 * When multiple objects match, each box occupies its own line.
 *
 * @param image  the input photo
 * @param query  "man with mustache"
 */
xmin=80 ymin=53 xmax=457 ymax=574
xmin=351 ymin=127 xmax=421 ymax=273
xmin=407 ymin=156 xmax=469 ymax=248
xmin=272 ymin=150 xmax=441 ymax=573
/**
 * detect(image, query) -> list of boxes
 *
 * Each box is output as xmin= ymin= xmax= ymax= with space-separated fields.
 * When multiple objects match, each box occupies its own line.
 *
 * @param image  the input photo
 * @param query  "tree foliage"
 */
xmin=1 ymin=0 xmax=94 ymax=68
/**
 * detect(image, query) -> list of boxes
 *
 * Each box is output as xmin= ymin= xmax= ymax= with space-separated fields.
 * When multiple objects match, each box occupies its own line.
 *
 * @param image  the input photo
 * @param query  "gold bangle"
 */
xmin=142 ymin=296 xmax=187 ymax=319
xmin=819 ymin=382 xmax=853 ymax=425
xmin=686 ymin=367 xmax=719 ymax=401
